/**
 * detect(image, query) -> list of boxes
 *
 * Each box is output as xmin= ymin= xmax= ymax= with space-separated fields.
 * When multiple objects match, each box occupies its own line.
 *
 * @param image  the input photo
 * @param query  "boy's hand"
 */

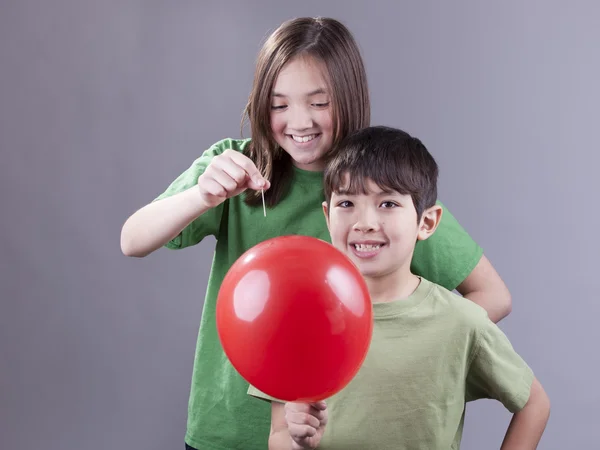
xmin=196 ymin=149 xmax=270 ymax=209
xmin=285 ymin=401 xmax=328 ymax=450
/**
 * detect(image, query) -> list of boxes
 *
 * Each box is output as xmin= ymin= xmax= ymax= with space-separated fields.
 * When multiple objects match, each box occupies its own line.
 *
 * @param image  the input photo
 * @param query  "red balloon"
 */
xmin=216 ymin=235 xmax=373 ymax=402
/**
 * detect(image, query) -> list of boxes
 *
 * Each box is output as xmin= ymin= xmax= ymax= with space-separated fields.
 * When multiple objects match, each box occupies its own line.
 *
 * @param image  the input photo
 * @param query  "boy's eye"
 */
xmin=380 ymin=201 xmax=398 ymax=209
xmin=337 ymin=200 xmax=353 ymax=208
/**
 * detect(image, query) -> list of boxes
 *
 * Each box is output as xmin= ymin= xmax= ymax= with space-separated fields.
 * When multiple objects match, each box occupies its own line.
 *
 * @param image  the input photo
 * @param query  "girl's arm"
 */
xmin=120 ymin=186 xmax=210 ymax=257
xmin=120 ymin=149 xmax=268 ymax=257
xmin=457 ymin=254 xmax=512 ymax=323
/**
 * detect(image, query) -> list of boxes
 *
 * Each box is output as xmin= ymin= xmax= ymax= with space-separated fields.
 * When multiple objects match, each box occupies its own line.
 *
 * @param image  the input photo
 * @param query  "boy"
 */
xmin=248 ymin=126 xmax=550 ymax=449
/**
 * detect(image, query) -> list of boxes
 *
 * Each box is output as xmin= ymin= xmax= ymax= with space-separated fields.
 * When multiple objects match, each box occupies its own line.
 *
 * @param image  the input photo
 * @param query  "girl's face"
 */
xmin=270 ymin=56 xmax=334 ymax=171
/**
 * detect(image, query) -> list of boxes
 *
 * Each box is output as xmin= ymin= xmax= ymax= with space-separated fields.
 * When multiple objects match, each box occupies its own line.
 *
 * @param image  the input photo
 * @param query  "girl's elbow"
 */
xmin=120 ymin=229 xmax=147 ymax=258
xmin=500 ymin=291 xmax=513 ymax=318
xmin=121 ymin=238 xmax=138 ymax=257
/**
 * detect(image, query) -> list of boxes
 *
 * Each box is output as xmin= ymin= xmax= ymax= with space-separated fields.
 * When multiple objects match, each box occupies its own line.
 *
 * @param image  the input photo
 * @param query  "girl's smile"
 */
xmin=270 ymin=56 xmax=334 ymax=172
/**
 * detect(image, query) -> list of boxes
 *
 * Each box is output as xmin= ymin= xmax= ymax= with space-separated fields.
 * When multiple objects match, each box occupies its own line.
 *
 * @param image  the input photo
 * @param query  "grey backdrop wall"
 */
xmin=1 ymin=1 xmax=598 ymax=449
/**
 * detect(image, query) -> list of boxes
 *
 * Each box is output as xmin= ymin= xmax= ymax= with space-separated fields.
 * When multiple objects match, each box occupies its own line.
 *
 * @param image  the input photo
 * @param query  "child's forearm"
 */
xmin=501 ymin=379 xmax=550 ymax=449
xmin=268 ymin=430 xmax=294 ymax=450
xmin=456 ymin=255 xmax=512 ymax=323
xmin=462 ymin=289 xmax=511 ymax=323
xmin=120 ymin=186 xmax=210 ymax=257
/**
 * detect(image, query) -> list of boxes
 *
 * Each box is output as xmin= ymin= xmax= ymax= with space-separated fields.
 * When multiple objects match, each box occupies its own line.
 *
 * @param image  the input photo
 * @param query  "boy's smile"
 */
xmin=325 ymin=178 xmax=420 ymax=280
xmin=323 ymin=175 xmax=441 ymax=302
xmin=349 ymin=240 xmax=387 ymax=259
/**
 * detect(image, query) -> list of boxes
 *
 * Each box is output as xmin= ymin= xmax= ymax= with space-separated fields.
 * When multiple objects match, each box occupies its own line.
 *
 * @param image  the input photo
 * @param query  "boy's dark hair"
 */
xmin=323 ymin=126 xmax=438 ymax=220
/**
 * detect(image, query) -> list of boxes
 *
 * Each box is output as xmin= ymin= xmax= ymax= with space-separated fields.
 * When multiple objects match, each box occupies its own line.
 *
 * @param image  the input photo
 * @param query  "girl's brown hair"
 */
xmin=242 ymin=17 xmax=370 ymax=207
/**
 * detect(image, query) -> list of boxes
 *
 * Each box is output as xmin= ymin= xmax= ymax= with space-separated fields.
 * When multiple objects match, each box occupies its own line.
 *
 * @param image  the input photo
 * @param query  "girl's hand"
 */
xmin=197 ymin=149 xmax=270 ymax=208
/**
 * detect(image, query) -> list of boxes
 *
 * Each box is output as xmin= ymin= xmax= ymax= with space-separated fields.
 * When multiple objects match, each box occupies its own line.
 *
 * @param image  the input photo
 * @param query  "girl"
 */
xmin=120 ymin=17 xmax=511 ymax=450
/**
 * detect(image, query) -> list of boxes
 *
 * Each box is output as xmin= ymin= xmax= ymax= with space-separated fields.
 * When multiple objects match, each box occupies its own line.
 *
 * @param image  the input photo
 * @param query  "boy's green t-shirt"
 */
xmin=155 ymin=138 xmax=484 ymax=450
xmin=248 ymin=278 xmax=534 ymax=450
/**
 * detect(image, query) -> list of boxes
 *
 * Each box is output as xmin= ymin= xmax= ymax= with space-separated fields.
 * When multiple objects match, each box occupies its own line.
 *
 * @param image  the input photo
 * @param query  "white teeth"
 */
xmin=292 ymin=134 xmax=316 ymax=143
xmin=354 ymin=244 xmax=382 ymax=252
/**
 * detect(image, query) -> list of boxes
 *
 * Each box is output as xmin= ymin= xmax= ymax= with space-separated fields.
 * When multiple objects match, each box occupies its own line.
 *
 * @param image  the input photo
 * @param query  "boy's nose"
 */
xmin=353 ymin=213 xmax=381 ymax=233
xmin=354 ymin=223 xmax=376 ymax=233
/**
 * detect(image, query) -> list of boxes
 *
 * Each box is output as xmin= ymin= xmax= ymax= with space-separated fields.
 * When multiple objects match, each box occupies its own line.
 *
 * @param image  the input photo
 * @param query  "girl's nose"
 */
xmin=288 ymin=107 xmax=313 ymax=131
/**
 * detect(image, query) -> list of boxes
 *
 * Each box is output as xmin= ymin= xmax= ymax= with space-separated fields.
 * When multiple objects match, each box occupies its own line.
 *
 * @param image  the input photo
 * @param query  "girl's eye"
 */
xmin=312 ymin=102 xmax=330 ymax=108
xmin=271 ymin=105 xmax=287 ymax=110
xmin=338 ymin=200 xmax=353 ymax=208
xmin=381 ymin=201 xmax=398 ymax=209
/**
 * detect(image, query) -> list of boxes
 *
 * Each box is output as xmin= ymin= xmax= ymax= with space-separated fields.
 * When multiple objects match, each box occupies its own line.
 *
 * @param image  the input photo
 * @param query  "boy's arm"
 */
xmin=456 ymin=254 xmax=512 ymax=323
xmin=501 ymin=377 xmax=551 ymax=450
xmin=269 ymin=402 xmax=294 ymax=450
xmin=466 ymin=312 xmax=549 ymax=449
xmin=269 ymin=401 xmax=328 ymax=450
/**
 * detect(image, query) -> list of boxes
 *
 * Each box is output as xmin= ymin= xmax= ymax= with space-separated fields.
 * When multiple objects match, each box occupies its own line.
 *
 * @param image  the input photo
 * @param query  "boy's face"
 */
xmin=323 ymin=176 xmax=439 ymax=280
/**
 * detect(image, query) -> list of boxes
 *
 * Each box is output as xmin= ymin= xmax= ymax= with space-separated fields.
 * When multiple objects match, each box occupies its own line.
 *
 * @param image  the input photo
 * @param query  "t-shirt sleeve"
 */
xmin=153 ymin=138 xmax=248 ymax=249
xmin=411 ymin=200 xmax=484 ymax=291
xmin=465 ymin=316 xmax=534 ymax=413
xmin=247 ymin=384 xmax=284 ymax=404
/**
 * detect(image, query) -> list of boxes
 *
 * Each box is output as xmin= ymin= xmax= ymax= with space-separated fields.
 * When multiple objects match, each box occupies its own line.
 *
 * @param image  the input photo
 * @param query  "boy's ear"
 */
xmin=322 ymin=201 xmax=330 ymax=231
xmin=417 ymin=204 xmax=443 ymax=241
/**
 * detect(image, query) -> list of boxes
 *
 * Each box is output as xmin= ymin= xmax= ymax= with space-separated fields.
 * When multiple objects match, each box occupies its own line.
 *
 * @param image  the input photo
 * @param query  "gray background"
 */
xmin=1 ymin=0 xmax=598 ymax=449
